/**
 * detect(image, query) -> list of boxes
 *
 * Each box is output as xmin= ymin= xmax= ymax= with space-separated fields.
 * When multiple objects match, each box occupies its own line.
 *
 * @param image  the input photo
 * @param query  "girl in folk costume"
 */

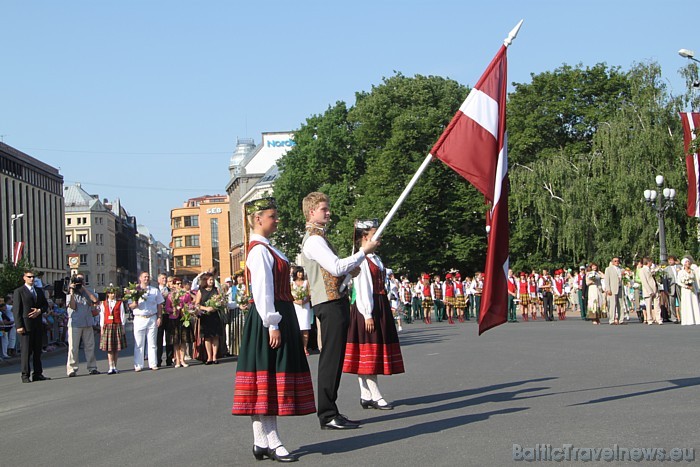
xmin=527 ymin=274 xmax=539 ymax=320
xmin=586 ymin=263 xmax=605 ymax=325
xmin=291 ymin=266 xmax=312 ymax=356
xmin=343 ymin=219 xmax=405 ymax=410
xmin=99 ymin=286 xmax=127 ymax=374
xmin=169 ymin=278 xmax=193 ymax=368
xmin=453 ymin=272 xmax=467 ymax=322
xmin=419 ymin=274 xmax=433 ymax=324
xmin=442 ymin=273 xmax=456 ymax=324
xmin=232 ymin=198 xmax=315 ymax=463
xmin=553 ymin=269 xmax=567 ymax=320
xmin=517 ymin=272 xmax=530 ymax=321
xmin=472 ymin=272 xmax=484 ymax=321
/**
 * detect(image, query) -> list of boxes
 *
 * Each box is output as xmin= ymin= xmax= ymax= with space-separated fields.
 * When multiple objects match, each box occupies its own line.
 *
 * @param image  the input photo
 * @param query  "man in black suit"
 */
xmin=13 ymin=269 xmax=50 ymax=383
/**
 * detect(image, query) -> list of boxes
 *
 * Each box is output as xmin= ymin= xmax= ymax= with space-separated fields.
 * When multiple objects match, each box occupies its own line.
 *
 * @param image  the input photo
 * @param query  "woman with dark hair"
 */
xmin=291 ymin=266 xmax=312 ymax=356
xmin=194 ymin=273 xmax=223 ymax=364
xmin=342 ymin=220 xmax=404 ymax=410
xmin=232 ymin=197 xmax=315 ymax=462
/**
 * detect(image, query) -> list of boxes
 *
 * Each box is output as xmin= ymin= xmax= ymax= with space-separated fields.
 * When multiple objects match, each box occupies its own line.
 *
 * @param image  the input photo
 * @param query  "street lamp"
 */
xmin=9 ymin=213 xmax=24 ymax=260
xmin=679 ymin=49 xmax=700 ymax=63
xmin=643 ymin=175 xmax=676 ymax=264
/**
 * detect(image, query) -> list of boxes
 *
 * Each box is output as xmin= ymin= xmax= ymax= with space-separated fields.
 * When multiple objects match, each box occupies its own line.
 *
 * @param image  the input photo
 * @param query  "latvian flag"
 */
xmin=430 ymin=45 xmax=509 ymax=334
xmin=681 ymin=112 xmax=700 ymax=217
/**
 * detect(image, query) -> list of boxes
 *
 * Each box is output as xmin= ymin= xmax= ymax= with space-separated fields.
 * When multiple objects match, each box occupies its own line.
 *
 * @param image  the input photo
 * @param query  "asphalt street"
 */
xmin=1 ymin=316 xmax=698 ymax=466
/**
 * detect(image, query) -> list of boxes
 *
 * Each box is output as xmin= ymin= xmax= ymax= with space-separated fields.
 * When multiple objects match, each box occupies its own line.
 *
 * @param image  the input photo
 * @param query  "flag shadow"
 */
xmin=567 ymin=377 xmax=700 ymax=406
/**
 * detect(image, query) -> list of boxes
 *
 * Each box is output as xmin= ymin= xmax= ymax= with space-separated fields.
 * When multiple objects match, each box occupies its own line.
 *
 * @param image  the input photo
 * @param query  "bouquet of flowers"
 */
xmin=681 ymin=276 xmax=695 ymax=289
xmin=170 ymin=289 xmax=187 ymax=314
xmin=181 ymin=303 xmax=196 ymax=327
xmin=652 ymin=267 xmax=666 ymax=284
xmin=236 ymin=287 xmax=251 ymax=311
xmin=123 ymin=282 xmax=147 ymax=303
xmin=292 ymin=284 xmax=308 ymax=302
xmin=204 ymin=294 xmax=227 ymax=314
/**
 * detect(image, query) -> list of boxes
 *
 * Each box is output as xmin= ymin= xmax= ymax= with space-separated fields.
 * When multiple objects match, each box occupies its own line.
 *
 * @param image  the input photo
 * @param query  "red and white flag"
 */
xmin=12 ymin=241 xmax=24 ymax=266
xmin=430 ymin=45 xmax=509 ymax=334
xmin=680 ymin=112 xmax=700 ymax=217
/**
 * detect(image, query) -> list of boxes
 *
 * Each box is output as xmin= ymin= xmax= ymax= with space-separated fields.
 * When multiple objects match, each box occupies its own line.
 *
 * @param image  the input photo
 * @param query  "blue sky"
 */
xmin=2 ymin=0 xmax=697 ymax=243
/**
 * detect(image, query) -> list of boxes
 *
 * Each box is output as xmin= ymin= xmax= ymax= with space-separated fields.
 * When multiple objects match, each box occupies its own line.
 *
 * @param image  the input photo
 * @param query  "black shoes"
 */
xmin=32 ymin=374 xmax=50 ymax=381
xmin=321 ymin=415 xmax=361 ymax=430
xmin=22 ymin=377 xmax=31 ymax=383
xmin=360 ymin=399 xmax=394 ymax=410
xmin=253 ymin=445 xmax=270 ymax=461
xmin=89 ymin=369 xmax=100 ymax=375
xmin=253 ymin=446 xmax=297 ymax=462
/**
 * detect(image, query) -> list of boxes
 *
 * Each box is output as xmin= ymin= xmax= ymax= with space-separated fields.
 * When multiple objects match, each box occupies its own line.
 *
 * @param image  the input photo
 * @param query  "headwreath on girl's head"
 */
xmin=354 ymin=219 xmax=379 ymax=229
xmin=244 ymin=197 xmax=277 ymax=215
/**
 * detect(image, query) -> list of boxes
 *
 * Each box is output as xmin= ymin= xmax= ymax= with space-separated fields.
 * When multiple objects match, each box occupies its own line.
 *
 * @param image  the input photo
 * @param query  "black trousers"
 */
xmin=20 ymin=329 xmax=44 ymax=378
xmin=314 ymin=297 xmax=350 ymax=425
xmin=543 ymin=293 xmax=554 ymax=321
xmin=157 ymin=322 xmax=173 ymax=366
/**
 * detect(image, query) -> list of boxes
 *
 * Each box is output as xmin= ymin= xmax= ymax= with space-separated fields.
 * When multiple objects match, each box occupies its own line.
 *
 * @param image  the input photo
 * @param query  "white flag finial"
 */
xmin=504 ymin=19 xmax=524 ymax=47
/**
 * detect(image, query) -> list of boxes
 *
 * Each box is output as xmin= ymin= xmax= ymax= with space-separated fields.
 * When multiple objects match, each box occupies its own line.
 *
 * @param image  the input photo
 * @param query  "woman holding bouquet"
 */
xmin=194 ymin=273 xmax=223 ymax=364
xmin=678 ymin=258 xmax=700 ymax=325
xmin=169 ymin=278 xmax=193 ymax=367
xmin=232 ymin=197 xmax=315 ymax=463
xmin=291 ymin=266 xmax=312 ymax=356
xmin=342 ymin=219 xmax=405 ymax=411
xmin=99 ymin=286 xmax=127 ymax=374
xmin=586 ymin=263 xmax=605 ymax=325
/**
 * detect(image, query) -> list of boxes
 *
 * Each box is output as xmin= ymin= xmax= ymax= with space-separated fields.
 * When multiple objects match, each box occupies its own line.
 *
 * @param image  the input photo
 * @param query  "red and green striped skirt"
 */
xmin=232 ymin=301 xmax=316 ymax=416
xmin=343 ymin=293 xmax=405 ymax=376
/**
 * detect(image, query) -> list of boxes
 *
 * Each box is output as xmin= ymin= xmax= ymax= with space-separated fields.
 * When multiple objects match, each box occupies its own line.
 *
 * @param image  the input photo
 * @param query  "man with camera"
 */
xmin=66 ymin=274 xmax=100 ymax=377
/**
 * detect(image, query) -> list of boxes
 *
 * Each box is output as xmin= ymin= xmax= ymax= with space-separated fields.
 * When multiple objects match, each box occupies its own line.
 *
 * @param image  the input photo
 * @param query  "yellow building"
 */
xmin=171 ymin=195 xmax=231 ymax=282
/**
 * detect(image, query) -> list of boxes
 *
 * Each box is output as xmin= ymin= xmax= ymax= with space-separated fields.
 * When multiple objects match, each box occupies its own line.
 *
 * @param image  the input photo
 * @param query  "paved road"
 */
xmin=1 ymin=317 xmax=698 ymax=466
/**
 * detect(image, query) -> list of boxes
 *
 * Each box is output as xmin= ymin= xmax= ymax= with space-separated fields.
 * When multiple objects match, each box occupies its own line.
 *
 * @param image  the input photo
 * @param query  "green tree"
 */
xmin=0 ymin=258 xmax=34 ymax=299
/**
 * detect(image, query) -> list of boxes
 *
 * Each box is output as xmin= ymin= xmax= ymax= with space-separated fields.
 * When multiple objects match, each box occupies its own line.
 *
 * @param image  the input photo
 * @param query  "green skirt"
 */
xmin=232 ymin=300 xmax=316 ymax=416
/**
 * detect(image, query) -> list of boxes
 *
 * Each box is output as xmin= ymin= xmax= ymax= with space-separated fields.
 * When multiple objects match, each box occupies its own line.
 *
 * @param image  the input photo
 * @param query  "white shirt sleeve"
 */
xmin=354 ymin=258 xmax=374 ymax=319
xmin=302 ymin=235 xmax=366 ymax=276
xmin=247 ymin=243 xmax=282 ymax=330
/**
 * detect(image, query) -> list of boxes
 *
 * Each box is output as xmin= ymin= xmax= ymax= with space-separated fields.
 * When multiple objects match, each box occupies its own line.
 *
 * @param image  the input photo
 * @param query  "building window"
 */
xmin=185 ymin=235 xmax=200 ymax=247
xmin=67 ymin=218 xmax=72 ymax=225
xmin=210 ymin=218 xmax=220 ymax=267
xmin=65 ymin=234 xmax=72 ymax=245
xmin=173 ymin=217 xmax=182 ymax=229
xmin=79 ymin=254 xmax=88 ymax=265
xmin=184 ymin=215 xmax=199 ymax=227
xmin=173 ymin=237 xmax=183 ymax=248
xmin=78 ymin=234 xmax=88 ymax=244
xmin=82 ymin=217 xmax=87 ymax=224
xmin=175 ymin=256 xmax=184 ymax=267
xmin=186 ymin=254 xmax=201 ymax=266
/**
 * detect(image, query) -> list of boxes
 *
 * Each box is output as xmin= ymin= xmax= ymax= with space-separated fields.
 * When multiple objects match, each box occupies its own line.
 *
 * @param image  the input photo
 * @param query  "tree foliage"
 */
xmin=274 ymin=61 xmax=699 ymax=278
xmin=0 ymin=258 xmax=34 ymax=299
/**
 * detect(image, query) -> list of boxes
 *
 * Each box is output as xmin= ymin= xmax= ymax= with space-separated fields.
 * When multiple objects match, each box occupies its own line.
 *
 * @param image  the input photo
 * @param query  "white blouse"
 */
xmin=247 ymin=233 xmax=285 ymax=330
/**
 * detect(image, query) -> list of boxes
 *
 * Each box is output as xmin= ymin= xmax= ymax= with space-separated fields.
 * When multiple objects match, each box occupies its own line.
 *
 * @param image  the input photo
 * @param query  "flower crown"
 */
xmin=245 ymin=197 xmax=277 ymax=215
xmin=355 ymin=219 xmax=379 ymax=229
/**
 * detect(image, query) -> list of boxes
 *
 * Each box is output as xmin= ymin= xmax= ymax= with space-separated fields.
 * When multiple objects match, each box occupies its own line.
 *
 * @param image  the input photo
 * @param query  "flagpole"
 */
xmin=371 ymin=154 xmax=433 ymax=241
xmin=504 ymin=20 xmax=523 ymax=47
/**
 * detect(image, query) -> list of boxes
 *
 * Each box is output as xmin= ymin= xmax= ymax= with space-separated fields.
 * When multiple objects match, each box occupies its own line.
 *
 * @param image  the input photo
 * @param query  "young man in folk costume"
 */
xmin=399 ymin=278 xmax=413 ymax=324
xmin=539 ymin=269 xmax=554 ymax=321
xmin=471 ymin=272 xmax=484 ymax=321
xmin=453 ymin=272 xmax=467 ymax=322
xmin=552 ymin=269 xmax=567 ymax=320
xmin=517 ymin=272 xmax=530 ymax=321
xmin=418 ymin=274 xmax=432 ymax=324
xmin=506 ymin=269 xmax=518 ymax=323
xmin=298 ymin=192 xmax=379 ymax=430
xmin=411 ymin=276 xmax=424 ymax=322
xmin=463 ymin=275 xmax=474 ymax=320
xmin=430 ymin=275 xmax=445 ymax=323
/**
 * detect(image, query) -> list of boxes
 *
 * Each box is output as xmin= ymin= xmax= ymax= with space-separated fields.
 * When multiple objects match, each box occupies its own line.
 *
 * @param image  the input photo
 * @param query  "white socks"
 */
xmin=251 ymin=416 xmax=268 ymax=448
xmin=359 ymin=375 xmax=384 ymax=401
xmin=259 ymin=415 xmax=288 ymax=455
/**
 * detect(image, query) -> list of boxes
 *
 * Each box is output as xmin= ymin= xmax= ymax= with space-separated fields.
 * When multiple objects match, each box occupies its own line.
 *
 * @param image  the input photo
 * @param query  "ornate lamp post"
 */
xmin=643 ymin=175 xmax=676 ymax=264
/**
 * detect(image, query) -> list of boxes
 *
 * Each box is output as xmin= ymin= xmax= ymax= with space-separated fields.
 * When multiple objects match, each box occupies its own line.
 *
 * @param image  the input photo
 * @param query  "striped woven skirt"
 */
xmin=343 ymin=293 xmax=405 ymax=376
xmin=100 ymin=324 xmax=127 ymax=352
xmin=232 ymin=300 xmax=316 ymax=416
xmin=519 ymin=293 xmax=530 ymax=306
xmin=422 ymin=297 xmax=433 ymax=309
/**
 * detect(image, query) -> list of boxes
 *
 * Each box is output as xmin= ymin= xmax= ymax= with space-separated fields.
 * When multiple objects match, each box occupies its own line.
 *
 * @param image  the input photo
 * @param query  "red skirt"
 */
xmin=343 ymin=293 xmax=405 ymax=376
